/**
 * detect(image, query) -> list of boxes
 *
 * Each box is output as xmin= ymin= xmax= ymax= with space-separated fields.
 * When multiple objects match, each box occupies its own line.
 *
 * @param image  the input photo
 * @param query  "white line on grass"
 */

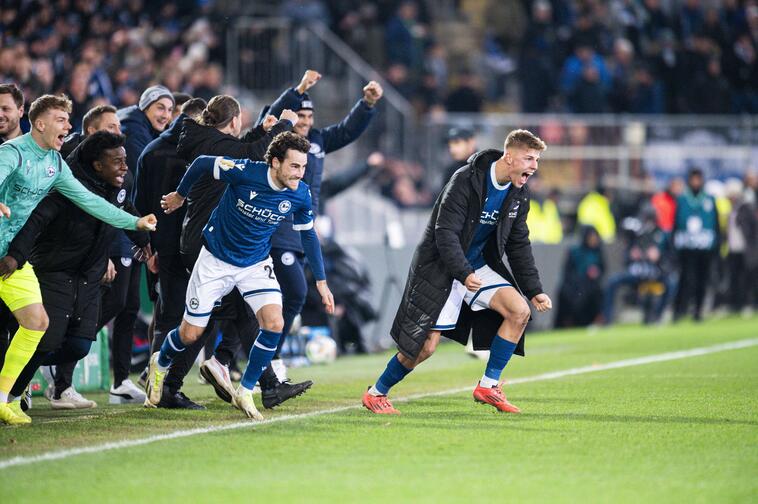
xmin=1 ymin=338 xmax=756 ymax=470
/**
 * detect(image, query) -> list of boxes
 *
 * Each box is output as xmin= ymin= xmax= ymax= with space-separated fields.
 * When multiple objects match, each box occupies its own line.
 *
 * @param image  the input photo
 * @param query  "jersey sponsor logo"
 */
xmin=278 ymin=200 xmax=292 ymax=213
xmin=480 ymin=209 xmax=499 ymax=225
xmin=189 ymin=297 xmax=200 ymax=310
xmin=117 ymin=189 xmax=126 ymax=203
xmin=236 ymin=199 xmax=287 ymax=225
xmin=46 ymin=165 xmax=56 ymax=177
xmin=12 ymin=183 xmax=47 ymax=198
xmin=281 ymin=251 xmax=295 ymax=266
xmin=250 ymin=191 xmax=258 ymax=200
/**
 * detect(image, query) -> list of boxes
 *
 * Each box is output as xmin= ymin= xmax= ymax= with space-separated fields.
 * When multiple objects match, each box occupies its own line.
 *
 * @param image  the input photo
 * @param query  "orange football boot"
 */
xmin=362 ymin=388 xmax=401 ymax=415
xmin=473 ymin=382 xmax=521 ymax=413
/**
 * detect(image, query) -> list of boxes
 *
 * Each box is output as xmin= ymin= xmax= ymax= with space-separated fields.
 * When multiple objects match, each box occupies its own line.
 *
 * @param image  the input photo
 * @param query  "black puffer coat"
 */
xmin=390 ymin=149 xmax=543 ymax=360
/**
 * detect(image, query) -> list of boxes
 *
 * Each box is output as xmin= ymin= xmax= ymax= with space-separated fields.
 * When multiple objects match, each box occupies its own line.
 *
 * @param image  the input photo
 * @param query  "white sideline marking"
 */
xmin=1 ymin=338 xmax=756 ymax=470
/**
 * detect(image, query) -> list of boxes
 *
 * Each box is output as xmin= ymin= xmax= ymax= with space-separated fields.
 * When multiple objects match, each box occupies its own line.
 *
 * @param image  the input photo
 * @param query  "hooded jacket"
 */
xmin=176 ymin=117 xmax=293 ymax=262
xmin=390 ymin=149 xmax=543 ymax=360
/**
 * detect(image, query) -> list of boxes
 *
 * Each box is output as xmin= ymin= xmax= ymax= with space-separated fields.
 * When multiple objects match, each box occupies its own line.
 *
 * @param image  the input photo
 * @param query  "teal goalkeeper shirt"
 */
xmin=0 ymin=133 xmax=139 ymax=257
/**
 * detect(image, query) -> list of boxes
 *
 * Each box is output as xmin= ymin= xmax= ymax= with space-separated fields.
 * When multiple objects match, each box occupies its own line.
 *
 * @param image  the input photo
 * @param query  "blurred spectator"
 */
xmin=560 ymin=43 xmax=611 ymax=113
xmin=443 ymin=127 xmax=477 ymax=183
xmin=519 ymin=0 xmax=560 ymax=112
xmin=374 ymin=158 xmax=432 ymax=208
xmin=0 ymin=83 xmax=24 ymax=144
xmin=385 ymin=1 xmax=427 ymax=73
xmin=673 ymin=168 xmax=719 ymax=322
xmin=445 ymin=71 xmax=484 ymax=113
xmin=280 ymin=0 xmax=331 ymax=26
xmin=651 ymin=177 xmax=684 ymax=233
xmin=577 ymin=185 xmax=617 ymax=243
xmin=527 ymin=184 xmax=563 ymax=244
xmin=554 ymin=226 xmax=605 ymax=328
xmin=725 ymin=178 xmax=758 ymax=313
xmin=602 ymin=207 xmax=672 ymax=325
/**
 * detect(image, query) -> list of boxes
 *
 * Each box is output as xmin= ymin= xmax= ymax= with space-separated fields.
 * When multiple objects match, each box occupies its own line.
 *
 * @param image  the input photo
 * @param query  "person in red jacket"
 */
xmin=651 ymin=177 xmax=683 ymax=233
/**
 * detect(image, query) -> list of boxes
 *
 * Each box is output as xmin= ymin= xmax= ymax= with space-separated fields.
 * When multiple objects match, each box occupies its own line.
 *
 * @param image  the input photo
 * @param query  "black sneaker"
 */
xmin=157 ymin=389 xmax=206 ymax=410
xmin=261 ymin=380 xmax=313 ymax=409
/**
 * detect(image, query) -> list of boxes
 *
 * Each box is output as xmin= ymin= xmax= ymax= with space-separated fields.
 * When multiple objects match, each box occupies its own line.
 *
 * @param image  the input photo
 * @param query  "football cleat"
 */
xmin=144 ymin=352 xmax=166 ymax=408
xmin=0 ymin=402 xmax=30 ymax=426
xmin=361 ymin=388 xmax=400 ymax=415
xmin=232 ymin=387 xmax=264 ymax=420
xmin=261 ymin=379 xmax=313 ymax=409
xmin=473 ymin=382 xmax=521 ymax=413
xmin=110 ymin=379 xmax=147 ymax=405
xmin=8 ymin=401 xmax=32 ymax=424
xmin=199 ymin=356 xmax=234 ymax=404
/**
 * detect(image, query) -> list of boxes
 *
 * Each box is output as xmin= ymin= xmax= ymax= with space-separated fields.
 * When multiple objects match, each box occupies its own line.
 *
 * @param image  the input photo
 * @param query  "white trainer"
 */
xmin=232 ymin=387 xmax=264 ymax=420
xmin=109 ymin=379 xmax=147 ymax=404
xmin=199 ymin=356 xmax=235 ymax=404
xmin=50 ymin=386 xmax=97 ymax=409
xmin=270 ymin=358 xmax=288 ymax=382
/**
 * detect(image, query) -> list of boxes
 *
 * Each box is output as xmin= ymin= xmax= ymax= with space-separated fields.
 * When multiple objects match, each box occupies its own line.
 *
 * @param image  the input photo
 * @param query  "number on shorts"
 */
xmin=264 ymin=265 xmax=275 ymax=279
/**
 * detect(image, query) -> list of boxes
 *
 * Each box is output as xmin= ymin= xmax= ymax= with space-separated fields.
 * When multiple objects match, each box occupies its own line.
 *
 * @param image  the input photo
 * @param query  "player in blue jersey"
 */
xmin=149 ymin=132 xmax=334 ymax=419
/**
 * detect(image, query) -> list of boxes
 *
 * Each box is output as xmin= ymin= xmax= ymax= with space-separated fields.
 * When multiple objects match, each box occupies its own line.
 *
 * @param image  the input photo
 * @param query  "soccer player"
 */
xmin=362 ymin=129 xmax=552 ymax=415
xmin=0 ymin=94 xmax=156 ymax=425
xmin=0 ymin=84 xmax=24 ymax=145
xmin=150 ymin=132 xmax=334 ymax=420
xmin=263 ymin=70 xmax=380 ymax=383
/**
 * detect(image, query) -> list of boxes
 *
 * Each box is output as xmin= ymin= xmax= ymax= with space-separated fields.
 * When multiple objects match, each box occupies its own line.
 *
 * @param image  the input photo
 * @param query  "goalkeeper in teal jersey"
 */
xmin=0 ymin=94 xmax=157 ymax=425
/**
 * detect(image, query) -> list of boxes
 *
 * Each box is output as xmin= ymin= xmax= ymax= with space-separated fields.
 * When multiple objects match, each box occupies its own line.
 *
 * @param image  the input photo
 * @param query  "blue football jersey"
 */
xmin=465 ymin=162 xmax=511 ymax=269
xmin=203 ymin=156 xmax=314 ymax=267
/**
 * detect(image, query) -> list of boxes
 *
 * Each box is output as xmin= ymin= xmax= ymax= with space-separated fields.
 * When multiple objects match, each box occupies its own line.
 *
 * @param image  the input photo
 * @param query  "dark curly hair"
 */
xmin=79 ymin=131 xmax=126 ymax=168
xmin=265 ymin=131 xmax=310 ymax=166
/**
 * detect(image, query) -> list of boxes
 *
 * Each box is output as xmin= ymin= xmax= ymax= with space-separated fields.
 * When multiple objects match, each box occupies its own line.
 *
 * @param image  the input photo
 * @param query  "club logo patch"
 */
xmin=278 ymin=200 xmax=292 ymax=213
xmin=46 ymin=165 xmax=56 ymax=177
xmin=281 ymin=251 xmax=295 ymax=266
xmin=121 ymin=257 xmax=132 ymax=267
xmin=190 ymin=298 xmax=200 ymax=310
xmin=117 ymin=189 xmax=126 ymax=203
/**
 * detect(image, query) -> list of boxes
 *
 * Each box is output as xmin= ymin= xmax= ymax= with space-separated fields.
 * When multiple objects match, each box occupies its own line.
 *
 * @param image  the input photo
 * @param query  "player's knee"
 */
xmin=511 ymin=304 xmax=531 ymax=327
xmin=20 ymin=305 xmax=49 ymax=332
xmin=259 ymin=313 xmax=284 ymax=333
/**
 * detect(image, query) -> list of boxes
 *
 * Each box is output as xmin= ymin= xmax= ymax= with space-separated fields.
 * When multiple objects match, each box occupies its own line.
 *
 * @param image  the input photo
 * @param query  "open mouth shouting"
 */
xmin=520 ymin=171 xmax=535 ymax=185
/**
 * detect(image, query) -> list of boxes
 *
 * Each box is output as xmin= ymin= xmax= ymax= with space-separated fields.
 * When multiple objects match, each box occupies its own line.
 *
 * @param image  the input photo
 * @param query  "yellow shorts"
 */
xmin=0 ymin=263 xmax=43 ymax=312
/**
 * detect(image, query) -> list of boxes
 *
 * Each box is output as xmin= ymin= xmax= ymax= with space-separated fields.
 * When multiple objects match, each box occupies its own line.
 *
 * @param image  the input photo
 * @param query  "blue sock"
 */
xmin=482 ymin=336 xmax=517 ymax=386
xmin=373 ymin=354 xmax=412 ymax=395
xmin=241 ymin=329 xmax=281 ymax=390
xmin=158 ymin=328 xmax=186 ymax=369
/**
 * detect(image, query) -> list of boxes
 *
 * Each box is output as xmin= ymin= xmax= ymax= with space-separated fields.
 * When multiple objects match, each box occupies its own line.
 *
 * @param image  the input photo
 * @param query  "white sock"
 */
xmin=239 ymin=385 xmax=254 ymax=395
xmin=480 ymin=375 xmax=499 ymax=388
xmin=156 ymin=362 xmax=170 ymax=373
xmin=368 ymin=385 xmax=383 ymax=396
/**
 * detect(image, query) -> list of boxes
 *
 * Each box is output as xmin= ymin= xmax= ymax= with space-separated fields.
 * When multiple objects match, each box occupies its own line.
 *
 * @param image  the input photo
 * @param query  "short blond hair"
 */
xmin=505 ymin=129 xmax=546 ymax=152
xmin=28 ymin=94 xmax=72 ymax=125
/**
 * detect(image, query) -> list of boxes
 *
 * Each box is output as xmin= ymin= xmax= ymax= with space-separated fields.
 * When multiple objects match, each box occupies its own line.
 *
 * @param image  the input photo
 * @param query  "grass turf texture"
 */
xmin=1 ymin=316 xmax=756 ymax=503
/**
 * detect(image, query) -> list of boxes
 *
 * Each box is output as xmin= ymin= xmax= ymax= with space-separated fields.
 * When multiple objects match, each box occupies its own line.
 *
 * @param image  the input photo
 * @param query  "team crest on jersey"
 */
xmin=189 ymin=297 xmax=200 ymax=310
xmin=249 ymin=191 xmax=258 ymax=200
xmin=117 ymin=189 xmax=126 ymax=203
xmin=46 ymin=165 xmax=56 ymax=177
xmin=278 ymin=200 xmax=292 ymax=213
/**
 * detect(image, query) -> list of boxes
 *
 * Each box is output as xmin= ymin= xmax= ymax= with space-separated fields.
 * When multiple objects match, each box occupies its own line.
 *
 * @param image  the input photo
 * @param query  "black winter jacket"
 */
xmin=176 ymin=118 xmax=293 ymax=262
xmin=390 ymin=149 xmax=543 ymax=360
xmin=134 ymin=114 xmax=188 ymax=255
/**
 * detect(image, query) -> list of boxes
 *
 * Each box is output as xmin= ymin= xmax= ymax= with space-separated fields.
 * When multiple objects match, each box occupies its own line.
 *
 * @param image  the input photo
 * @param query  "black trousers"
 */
xmin=674 ymin=250 xmax=712 ymax=320
xmin=10 ymin=336 xmax=92 ymax=398
xmin=154 ymin=253 xmax=190 ymax=333
xmin=98 ymin=258 xmax=141 ymax=387
xmin=271 ymin=248 xmax=306 ymax=357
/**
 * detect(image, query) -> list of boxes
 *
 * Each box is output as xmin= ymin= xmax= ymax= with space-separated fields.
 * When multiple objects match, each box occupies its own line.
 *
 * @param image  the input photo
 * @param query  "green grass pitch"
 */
xmin=1 ymin=316 xmax=756 ymax=503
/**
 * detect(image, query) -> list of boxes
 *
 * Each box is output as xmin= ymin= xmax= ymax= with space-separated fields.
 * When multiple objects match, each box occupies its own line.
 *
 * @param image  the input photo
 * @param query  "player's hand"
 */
xmin=316 ymin=280 xmax=335 ymax=314
xmin=147 ymin=253 xmax=159 ymax=274
xmin=464 ymin=273 xmax=482 ymax=292
xmin=102 ymin=259 xmax=117 ymax=284
xmin=136 ymin=214 xmax=157 ymax=231
xmin=0 ymin=202 xmax=10 ymax=219
xmin=279 ymin=109 xmax=299 ymax=126
xmin=530 ymin=293 xmax=552 ymax=312
xmin=261 ymin=114 xmax=278 ymax=132
xmin=161 ymin=192 xmax=185 ymax=214
xmin=296 ymin=70 xmax=321 ymax=94
xmin=0 ymin=255 xmax=19 ymax=280
xmin=363 ymin=81 xmax=383 ymax=107
xmin=367 ymin=151 xmax=385 ymax=167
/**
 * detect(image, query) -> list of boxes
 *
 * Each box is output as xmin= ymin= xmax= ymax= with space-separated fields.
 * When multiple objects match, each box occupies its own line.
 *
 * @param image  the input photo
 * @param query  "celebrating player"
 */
xmin=362 ymin=129 xmax=552 ymax=415
xmin=149 ymin=131 xmax=334 ymax=420
xmin=0 ymin=94 xmax=156 ymax=425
